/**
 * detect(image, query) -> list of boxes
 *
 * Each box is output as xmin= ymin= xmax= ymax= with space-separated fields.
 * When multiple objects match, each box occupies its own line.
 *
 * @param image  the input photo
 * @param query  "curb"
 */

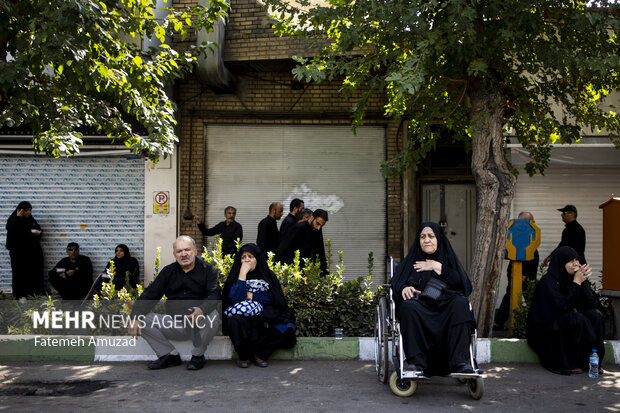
xmin=0 ymin=335 xmax=618 ymax=364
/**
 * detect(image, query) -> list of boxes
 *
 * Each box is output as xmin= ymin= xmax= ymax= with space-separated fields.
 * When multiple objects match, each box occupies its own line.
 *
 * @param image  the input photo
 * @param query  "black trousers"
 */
xmin=226 ymin=315 xmax=296 ymax=360
xmin=49 ymin=272 xmax=85 ymax=300
xmin=10 ymin=249 xmax=44 ymax=298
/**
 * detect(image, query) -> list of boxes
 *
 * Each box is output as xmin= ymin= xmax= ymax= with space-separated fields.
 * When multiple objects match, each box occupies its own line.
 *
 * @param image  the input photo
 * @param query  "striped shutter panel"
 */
xmin=0 ymin=155 xmax=145 ymax=293
xmin=512 ymin=164 xmax=620 ymax=287
xmin=204 ymin=124 xmax=386 ymax=285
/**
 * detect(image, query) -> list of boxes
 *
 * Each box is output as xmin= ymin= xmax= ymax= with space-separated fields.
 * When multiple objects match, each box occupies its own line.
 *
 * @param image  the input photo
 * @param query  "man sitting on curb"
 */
xmin=48 ymin=242 xmax=93 ymax=300
xmin=128 ymin=236 xmax=221 ymax=371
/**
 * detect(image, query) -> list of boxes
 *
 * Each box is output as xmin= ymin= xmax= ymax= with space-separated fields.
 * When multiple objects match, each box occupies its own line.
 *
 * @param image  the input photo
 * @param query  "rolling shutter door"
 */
xmin=204 ymin=124 xmax=386 ymax=284
xmin=512 ymin=161 xmax=620 ymax=286
xmin=0 ymin=155 xmax=145 ymax=293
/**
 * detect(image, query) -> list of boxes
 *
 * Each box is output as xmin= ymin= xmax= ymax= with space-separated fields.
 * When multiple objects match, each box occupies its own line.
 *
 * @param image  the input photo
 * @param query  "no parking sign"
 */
xmin=154 ymin=191 xmax=169 ymax=214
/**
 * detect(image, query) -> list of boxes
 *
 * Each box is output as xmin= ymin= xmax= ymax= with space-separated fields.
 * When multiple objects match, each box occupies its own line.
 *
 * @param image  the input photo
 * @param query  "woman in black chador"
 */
xmin=526 ymin=246 xmax=605 ymax=375
xmin=104 ymin=244 xmax=140 ymax=290
xmin=5 ymin=201 xmax=45 ymax=298
xmin=222 ymin=243 xmax=296 ymax=368
xmin=390 ymin=222 xmax=475 ymax=376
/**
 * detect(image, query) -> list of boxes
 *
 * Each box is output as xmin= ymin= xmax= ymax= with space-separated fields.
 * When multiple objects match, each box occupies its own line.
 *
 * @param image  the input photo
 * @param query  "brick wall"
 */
xmin=173 ymin=0 xmax=404 ymax=260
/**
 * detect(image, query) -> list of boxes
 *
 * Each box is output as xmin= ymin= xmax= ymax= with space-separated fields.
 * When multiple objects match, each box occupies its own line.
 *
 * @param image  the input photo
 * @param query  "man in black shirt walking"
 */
xmin=256 ymin=202 xmax=284 ymax=256
xmin=544 ymin=204 xmax=587 ymax=265
xmin=279 ymin=199 xmax=304 ymax=240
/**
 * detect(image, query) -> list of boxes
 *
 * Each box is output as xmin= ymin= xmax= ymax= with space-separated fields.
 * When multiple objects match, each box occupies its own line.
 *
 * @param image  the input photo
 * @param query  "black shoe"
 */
xmin=404 ymin=362 xmax=424 ymax=375
xmin=147 ymin=353 xmax=182 ymax=370
xmin=187 ymin=355 xmax=206 ymax=371
xmin=236 ymin=359 xmax=250 ymax=368
xmin=252 ymin=355 xmax=268 ymax=368
xmin=452 ymin=363 xmax=474 ymax=374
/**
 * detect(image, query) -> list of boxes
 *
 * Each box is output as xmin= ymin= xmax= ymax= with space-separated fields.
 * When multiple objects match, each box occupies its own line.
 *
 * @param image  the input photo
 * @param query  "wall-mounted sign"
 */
xmin=154 ymin=191 xmax=169 ymax=214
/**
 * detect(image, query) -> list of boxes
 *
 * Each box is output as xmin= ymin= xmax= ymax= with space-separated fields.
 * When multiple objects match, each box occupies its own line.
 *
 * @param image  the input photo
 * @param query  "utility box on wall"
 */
xmin=599 ymin=196 xmax=620 ymax=339
xmin=599 ymin=196 xmax=620 ymax=292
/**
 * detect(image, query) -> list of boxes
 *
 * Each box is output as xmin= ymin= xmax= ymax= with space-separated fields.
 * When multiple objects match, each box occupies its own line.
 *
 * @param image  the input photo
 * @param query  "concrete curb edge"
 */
xmin=0 ymin=335 xmax=617 ymax=364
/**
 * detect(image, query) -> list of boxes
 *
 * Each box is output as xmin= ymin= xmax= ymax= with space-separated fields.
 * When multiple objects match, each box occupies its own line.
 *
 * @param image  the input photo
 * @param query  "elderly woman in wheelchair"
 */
xmin=380 ymin=222 xmax=482 ymax=398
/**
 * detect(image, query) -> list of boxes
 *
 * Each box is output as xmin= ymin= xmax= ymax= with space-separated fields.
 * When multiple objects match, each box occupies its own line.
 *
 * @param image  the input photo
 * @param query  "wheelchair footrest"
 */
xmin=447 ymin=371 xmax=483 ymax=378
xmin=399 ymin=370 xmax=429 ymax=380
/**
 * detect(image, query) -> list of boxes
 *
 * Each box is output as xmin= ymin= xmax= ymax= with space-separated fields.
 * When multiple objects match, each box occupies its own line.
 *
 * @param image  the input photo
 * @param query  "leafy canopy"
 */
xmin=0 ymin=0 xmax=228 ymax=161
xmin=267 ymin=0 xmax=620 ymax=176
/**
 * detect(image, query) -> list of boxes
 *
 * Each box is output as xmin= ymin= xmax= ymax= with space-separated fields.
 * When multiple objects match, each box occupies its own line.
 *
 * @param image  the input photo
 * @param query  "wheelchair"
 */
xmin=374 ymin=257 xmax=484 ymax=399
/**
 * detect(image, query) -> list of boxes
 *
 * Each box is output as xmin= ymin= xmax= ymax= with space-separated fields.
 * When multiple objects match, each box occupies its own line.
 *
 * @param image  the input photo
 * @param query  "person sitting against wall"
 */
xmin=48 ymin=242 xmax=93 ymax=300
xmin=390 ymin=222 xmax=476 ymax=376
xmin=526 ymin=246 xmax=605 ymax=375
xmin=102 ymin=244 xmax=140 ymax=291
xmin=222 ymin=243 xmax=296 ymax=368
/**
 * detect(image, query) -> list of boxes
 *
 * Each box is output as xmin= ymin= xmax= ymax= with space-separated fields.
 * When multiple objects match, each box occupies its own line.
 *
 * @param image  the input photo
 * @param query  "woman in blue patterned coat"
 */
xmin=222 ymin=243 xmax=296 ymax=368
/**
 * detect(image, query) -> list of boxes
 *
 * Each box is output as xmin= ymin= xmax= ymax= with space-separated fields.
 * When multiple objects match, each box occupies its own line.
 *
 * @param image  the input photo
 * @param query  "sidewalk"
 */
xmin=1 ymin=335 xmax=619 ymax=365
xmin=0 ymin=360 xmax=617 ymax=412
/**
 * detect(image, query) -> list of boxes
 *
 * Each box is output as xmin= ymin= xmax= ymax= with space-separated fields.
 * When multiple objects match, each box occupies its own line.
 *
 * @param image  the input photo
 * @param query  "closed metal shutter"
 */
xmin=0 ymin=155 xmax=145 ymax=293
xmin=204 ymin=124 xmax=386 ymax=284
xmin=511 ymin=147 xmax=620 ymax=286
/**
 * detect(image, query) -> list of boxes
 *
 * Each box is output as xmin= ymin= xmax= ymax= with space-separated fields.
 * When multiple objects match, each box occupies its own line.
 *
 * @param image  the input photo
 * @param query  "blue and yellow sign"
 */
xmin=505 ymin=219 xmax=541 ymax=262
xmin=505 ymin=218 xmax=541 ymax=331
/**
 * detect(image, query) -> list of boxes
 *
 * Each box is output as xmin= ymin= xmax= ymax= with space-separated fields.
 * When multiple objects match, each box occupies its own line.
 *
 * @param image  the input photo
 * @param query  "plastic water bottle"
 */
xmin=588 ymin=349 xmax=599 ymax=379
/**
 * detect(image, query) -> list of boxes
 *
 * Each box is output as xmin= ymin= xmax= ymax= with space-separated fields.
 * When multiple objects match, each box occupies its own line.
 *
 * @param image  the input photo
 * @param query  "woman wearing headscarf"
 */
xmin=5 ymin=201 xmax=45 ymax=298
xmin=104 ymin=244 xmax=140 ymax=290
xmin=222 ymin=243 xmax=296 ymax=368
xmin=526 ymin=246 xmax=604 ymax=375
xmin=390 ymin=222 xmax=475 ymax=376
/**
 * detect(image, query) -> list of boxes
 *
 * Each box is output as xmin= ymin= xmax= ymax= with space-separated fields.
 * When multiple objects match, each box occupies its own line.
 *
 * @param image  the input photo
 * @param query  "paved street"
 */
xmin=0 ymin=360 xmax=618 ymax=412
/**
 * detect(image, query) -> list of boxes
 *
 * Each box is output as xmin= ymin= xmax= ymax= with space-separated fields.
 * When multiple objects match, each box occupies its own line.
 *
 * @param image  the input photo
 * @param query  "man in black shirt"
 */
xmin=256 ymin=202 xmax=284 ymax=256
xmin=543 ymin=204 xmax=587 ymax=265
xmin=48 ymin=242 xmax=93 ymax=300
xmin=279 ymin=198 xmax=304 ymax=240
xmin=129 ymin=236 xmax=221 ymax=371
xmin=194 ymin=206 xmax=243 ymax=256
xmin=277 ymin=209 xmax=329 ymax=275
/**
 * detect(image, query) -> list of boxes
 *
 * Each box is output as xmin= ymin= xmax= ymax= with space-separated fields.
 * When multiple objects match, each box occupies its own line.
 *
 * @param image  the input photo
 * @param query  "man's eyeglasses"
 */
xmin=66 ymin=248 xmax=79 ymax=251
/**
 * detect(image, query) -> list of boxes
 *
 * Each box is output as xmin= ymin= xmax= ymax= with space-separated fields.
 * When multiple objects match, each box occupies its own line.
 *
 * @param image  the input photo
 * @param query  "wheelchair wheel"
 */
xmin=389 ymin=371 xmax=417 ymax=397
xmin=374 ymin=296 xmax=389 ymax=383
xmin=467 ymin=377 xmax=484 ymax=400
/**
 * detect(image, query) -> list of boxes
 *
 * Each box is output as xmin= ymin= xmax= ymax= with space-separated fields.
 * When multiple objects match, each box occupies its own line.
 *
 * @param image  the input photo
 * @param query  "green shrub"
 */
xmin=201 ymin=242 xmax=379 ymax=337
xmin=0 ymin=240 xmax=378 ymax=338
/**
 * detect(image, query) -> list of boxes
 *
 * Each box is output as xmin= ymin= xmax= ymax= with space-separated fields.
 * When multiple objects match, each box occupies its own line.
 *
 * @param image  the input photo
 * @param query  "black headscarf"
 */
xmin=5 ymin=201 xmax=41 ymax=250
xmin=390 ymin=222 xmax=472 ymax=302
xmin=545 ymin=246 xmax=579 ymax=290
xmin=222 ymin=243 xmax=294 ymax=324
xmin=106 ymin=244 xmax=139 ymax=288
xmin=527 ymin=246 xmax=590 ymax=326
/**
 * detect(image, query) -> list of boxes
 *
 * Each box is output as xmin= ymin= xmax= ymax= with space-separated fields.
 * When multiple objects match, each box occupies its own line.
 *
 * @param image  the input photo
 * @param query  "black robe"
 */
xmin=277 ymin=220 xmax=327 ymax=275
xmin=279 ymin=213 xmax=298 ymax=240
xmin=104 ymin=244 xmax=140 ymax=290
xmin=390 ymin=222 xmax=475 ymax=375
xmin=5 ymin=209 xmax=45 ymax=298
xmin=222 ymin=244 xmax=296 ymax=360
xmin=526 ymin=246 xmax=604 ymax=374
xmin=256 ymin=215 xmax=279 ymax=256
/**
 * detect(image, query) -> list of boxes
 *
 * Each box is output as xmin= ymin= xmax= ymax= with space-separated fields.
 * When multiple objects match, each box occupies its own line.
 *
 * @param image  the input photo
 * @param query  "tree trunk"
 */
xmin=467 ymin=76 xmax=517 ymax=338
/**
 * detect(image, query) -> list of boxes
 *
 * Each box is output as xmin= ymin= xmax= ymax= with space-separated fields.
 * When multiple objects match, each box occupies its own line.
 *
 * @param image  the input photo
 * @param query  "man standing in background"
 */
xmin=257 ymin=202 xmax=284 ymax=256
